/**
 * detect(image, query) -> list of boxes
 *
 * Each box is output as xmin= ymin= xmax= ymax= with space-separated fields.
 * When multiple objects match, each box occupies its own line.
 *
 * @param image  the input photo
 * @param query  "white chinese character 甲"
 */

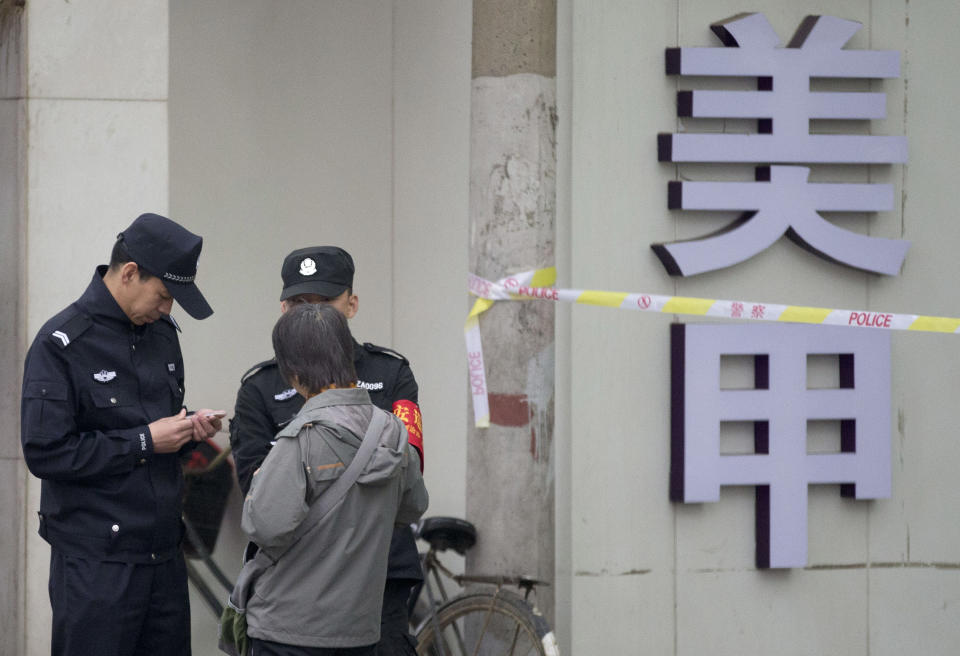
xmin=670 ymin=323 xmax=891 ymax=568
xmin=654 ymin=14 xmax=909 ymax=276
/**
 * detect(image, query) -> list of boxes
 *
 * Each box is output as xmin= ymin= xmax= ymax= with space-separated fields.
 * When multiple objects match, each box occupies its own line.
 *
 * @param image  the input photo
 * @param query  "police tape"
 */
xmin=465 ymin=267 xmax=960 ymax=427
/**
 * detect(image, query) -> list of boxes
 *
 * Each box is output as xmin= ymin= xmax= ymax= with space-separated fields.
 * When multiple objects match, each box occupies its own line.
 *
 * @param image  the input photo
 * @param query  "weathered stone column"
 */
xmin=467 ymin=0 xmax=557 ymax=623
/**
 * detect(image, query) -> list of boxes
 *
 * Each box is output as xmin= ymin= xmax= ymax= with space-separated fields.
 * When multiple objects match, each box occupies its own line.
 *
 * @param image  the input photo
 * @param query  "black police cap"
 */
xmin=117 ymin=213 xmax=213 ymax=320
xmin=280 ymin=246 xmax=354 ymax=301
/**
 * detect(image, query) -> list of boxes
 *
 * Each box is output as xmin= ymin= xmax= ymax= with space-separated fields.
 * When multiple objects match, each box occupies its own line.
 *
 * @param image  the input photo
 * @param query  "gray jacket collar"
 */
xmin=300 ymin=387 xmax=371 ymax=413
xmin=275 ymin=388 xmax=373 ymax=441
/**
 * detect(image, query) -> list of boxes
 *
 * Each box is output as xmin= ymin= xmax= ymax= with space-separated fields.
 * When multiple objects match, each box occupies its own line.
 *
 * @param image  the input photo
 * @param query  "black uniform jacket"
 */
xmin=230 ymin=340 xmax=423 ymax=581
xmin=21 ymin=267 xmax=189 ymax=563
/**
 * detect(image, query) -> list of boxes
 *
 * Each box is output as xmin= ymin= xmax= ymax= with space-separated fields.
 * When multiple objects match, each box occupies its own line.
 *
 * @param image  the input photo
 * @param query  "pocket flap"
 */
xmin=23 ymin=380 xmax=68 ymax=401
xmin=89 ymin=386 xmax=132 ymax=408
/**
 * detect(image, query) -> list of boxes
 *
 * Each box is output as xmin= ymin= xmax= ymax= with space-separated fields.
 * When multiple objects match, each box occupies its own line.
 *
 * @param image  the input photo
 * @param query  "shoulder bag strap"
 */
xmin=260 ymin=408 xmax=389 ymax=563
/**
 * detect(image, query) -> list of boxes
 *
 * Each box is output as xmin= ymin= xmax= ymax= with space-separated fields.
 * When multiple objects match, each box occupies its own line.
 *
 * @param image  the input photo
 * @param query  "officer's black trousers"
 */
xmin=374 ymin=580 xmax=418 ymax=656
xmin=49 ymin=549 xmax=191 ymax=656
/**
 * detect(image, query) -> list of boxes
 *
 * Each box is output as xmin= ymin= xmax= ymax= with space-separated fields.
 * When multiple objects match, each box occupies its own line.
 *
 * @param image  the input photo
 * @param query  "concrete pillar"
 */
xmin=467 ymin=0 xmax=557 ymax=623
xmin=0 ymin=3 xmax=26 ymax=654
xmin=10 ymin=2 xmax=169 ymax=653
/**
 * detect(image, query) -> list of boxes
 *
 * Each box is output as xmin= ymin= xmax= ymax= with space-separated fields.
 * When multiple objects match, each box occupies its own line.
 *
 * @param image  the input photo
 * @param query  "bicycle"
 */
xmin=410 ymin=516 xmax=560 ymax=656
xmin=181 ymin=440 xmax=236 ymax=618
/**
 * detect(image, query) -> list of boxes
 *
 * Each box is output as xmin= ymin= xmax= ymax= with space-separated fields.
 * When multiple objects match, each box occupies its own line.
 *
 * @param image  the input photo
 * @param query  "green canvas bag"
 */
xmin=217 ymin=598 xmax=250 ymax=656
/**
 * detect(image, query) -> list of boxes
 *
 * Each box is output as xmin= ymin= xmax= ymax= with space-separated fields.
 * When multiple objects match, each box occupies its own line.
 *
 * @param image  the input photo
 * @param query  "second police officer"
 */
xmin=230 ymin=245 xmax=425 ymax=655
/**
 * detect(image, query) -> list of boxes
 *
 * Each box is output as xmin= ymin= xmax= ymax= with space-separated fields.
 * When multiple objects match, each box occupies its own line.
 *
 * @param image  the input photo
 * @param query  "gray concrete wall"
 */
xmin=168 ymin=3 xmax=471 ymax=652
xmin=0 ymin=5 xmax=25 ymax=655
xmin=17 ymin=2 xmax=171 ymax=654
xmin=566 ymin=1 xmax=960 ymax=654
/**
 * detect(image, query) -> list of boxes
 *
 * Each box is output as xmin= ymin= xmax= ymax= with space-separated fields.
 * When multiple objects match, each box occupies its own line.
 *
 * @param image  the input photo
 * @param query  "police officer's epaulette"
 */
xmin=49 ymin=311 xmax=93 ymax=349
xmin=362 ymin=342 xmax=409 ymax=364
xmin=162 ymin=314 xmax=182 ymax=332
xmin=240 ymin=358 xmax=278 ymax=384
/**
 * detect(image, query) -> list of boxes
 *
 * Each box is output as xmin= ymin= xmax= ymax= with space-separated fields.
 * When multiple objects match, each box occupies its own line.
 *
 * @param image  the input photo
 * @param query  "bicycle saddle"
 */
xmin=417 ymin=516 xmax=477 ymax=555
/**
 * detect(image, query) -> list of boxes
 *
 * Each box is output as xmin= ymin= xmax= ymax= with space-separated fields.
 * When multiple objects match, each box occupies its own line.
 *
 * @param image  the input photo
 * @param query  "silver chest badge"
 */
xmin=93 ymin=370 xmax=117 ymax=383
xmin=274 ymin=388 xmax=297 ymax=401
xmin=299 ymin=258 xmax=317 ymax=276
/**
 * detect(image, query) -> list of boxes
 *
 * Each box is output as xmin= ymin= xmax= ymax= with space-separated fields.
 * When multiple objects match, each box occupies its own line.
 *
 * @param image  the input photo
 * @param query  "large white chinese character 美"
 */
xmin=670 ymin=323 xmax=891 ymax=569
xmin=660 ymin=13 xmax=906 ymax=163
xmin=655 ymin=14 xmax=909 ymax=276
xmin=653 ymin=165 xmax=909 ymax=276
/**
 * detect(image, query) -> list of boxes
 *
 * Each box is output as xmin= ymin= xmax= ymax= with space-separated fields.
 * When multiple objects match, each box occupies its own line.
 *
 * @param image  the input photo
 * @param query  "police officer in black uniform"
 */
xmin=21 ymin=213 xmax=222 ymax=656
xmin=230 ymin=246 xmax=424 ymax=656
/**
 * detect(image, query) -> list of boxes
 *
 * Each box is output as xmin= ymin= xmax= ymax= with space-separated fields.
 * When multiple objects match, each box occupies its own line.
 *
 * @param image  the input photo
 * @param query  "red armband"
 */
xmin=392 ymin=399 xmax=423 ymax=471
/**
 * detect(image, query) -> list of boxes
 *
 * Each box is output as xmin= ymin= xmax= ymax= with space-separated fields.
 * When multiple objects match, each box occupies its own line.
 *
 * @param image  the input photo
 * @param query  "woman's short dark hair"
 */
xmin=272 ymin=303 xmax=356 ymax=395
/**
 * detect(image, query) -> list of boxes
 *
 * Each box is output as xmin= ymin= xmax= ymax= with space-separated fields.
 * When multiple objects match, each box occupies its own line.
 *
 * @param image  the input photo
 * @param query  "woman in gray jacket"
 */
xmin=241 ymin=303 xmax=428 ymax=656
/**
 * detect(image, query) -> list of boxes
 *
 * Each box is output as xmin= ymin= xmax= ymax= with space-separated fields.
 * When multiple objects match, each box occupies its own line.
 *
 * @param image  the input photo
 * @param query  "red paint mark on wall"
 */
xmin=488 ymin=393 xmax=530 ymax=427
xmin=489 ymin=393 xmax=545 ymax=460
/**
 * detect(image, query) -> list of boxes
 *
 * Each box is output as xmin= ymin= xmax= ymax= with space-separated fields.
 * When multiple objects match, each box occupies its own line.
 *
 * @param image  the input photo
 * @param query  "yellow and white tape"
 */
xmin=466 ymin=267 xmax=960 ymax=427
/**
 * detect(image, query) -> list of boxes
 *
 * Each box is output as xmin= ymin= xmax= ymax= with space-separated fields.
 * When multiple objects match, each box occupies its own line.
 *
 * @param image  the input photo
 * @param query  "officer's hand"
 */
xmin=190 ymin=409 xmax=223 ymax=441
xmin=149 ymin=408 xmax=195 ymax=453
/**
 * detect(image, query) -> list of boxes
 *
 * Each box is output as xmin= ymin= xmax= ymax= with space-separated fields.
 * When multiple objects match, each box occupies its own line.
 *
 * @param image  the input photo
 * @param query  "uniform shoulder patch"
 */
xmin=241 ymin=358 xmax=278 ymax=384
xmin=362 ymin=342 xmax=409 ymax=365
xmin=49 ymin=311 xmax=93 ymax=349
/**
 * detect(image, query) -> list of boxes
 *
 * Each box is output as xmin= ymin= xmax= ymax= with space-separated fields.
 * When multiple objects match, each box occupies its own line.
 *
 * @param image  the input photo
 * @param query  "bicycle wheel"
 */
xmin=415 ymin=589 xmax=559 ymax=656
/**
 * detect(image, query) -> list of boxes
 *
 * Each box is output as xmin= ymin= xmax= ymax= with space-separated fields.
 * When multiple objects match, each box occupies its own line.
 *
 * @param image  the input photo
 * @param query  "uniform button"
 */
xmin=41 ymin=389 xmax=47 ymax=396
xmin=110 ymin=397 xmax=117 ymax=404
xmin=111 ymin=524 xmax=119 ymax=533
xmin=139 ymin=458 xmax=147 ymax=465
xmin=131 ymin=344 xmax=136 ymax=351
xmin=151 ymin=553 xmax=156 ymax=560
